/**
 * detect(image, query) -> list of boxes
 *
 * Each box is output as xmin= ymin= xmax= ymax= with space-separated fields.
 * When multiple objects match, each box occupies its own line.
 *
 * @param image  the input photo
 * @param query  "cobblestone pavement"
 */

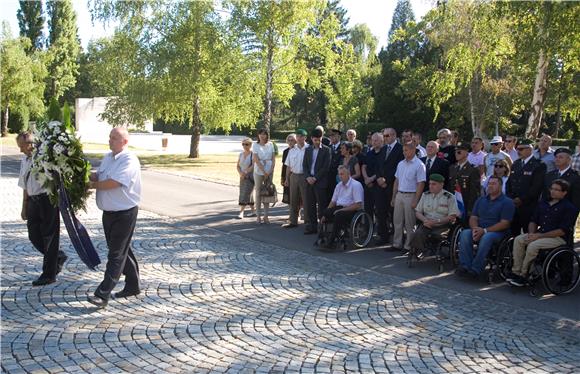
xmin=1 ymin=173 xmax=579 ymax=374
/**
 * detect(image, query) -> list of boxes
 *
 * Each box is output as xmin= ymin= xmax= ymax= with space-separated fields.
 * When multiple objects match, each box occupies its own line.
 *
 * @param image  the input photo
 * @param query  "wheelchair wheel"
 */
xmin=350 ymin=211 xmax=373 ymax=249
xmin=448 ymin=225 xmax=462 ymax=267
xmin=542 ymin=247 xmax=580 ymax=295
xmin=494 ymin=237 xmax=514 ymax=281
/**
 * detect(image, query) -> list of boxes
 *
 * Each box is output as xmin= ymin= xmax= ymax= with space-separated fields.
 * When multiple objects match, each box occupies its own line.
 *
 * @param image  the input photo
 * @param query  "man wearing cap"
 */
xmin=506 ymin=138 xmax=547 ymax=235
xmin=437 ymin=128 xmax=456 ymax=165
xmin=447 ymin=143 xmax=480 ymax=220
xmin=541 ymin=148 xmax=580 ymax=208
xmin=283 ymin=129 xmax=309 ymax=228
xmin=303 ymin=128 xmax=332 ymax=235
xmin=410 ymin=173 xmax=460 ymax=259
xmin=421 ymin=141 xmax=449 ymax=186
xmin=483 ymin=136 xmax=512 ymax=178
xmin=534 ymin=134 xmax=556 ymax=173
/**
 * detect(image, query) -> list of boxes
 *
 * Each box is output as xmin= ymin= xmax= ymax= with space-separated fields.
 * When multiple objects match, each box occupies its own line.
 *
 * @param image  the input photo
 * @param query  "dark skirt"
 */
xmin=239 ymin=177 xmax=255 ymax=206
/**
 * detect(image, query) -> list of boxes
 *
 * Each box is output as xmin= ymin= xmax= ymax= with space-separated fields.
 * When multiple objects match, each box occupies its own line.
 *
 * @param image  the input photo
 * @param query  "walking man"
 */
xmin=87 ymin=127 xmax=142 ymax=307
xmin=17 ymin=132 xmax=67 ymax=286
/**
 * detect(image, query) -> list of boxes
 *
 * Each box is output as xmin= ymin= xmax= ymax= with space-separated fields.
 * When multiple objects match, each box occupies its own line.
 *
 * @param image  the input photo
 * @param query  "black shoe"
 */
xmin=32 ymin=276 xmax=56 ymax=286
xmin=113 ymin=289 xmax=141 ymax=299
xmin=508 ymin=275 xmax=527 ymax=287
xmin=282 ymin=223 xmax=298 ymax=228
xmin=57 ymin=254 xmax=68 ymax=274
xmin=455 ymin=267 xmax=469 ymax=277
xmin=87 ymin=294 xmax=108 ymax=308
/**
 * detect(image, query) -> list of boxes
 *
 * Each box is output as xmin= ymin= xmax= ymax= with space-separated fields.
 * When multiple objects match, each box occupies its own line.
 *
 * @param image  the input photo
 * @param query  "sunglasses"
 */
xmin=242 ymin=143 xmax=251 ymax=146
xmin=505 ymin=140 xmax=513 ymax=143
xmin=516 ymin=147 xmax=528 ymax=151
xmin=455 ymin=150 xmax=465 ymax=153
xmin=494 ymin=164 xmax=505 ymax=168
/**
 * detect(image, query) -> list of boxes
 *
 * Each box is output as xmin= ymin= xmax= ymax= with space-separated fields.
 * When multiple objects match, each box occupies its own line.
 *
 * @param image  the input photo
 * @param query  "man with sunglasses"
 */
xmin=504 ymin=135 xmax=518 ymax=161
xmin=506 ymin=138 xmax=547 ymax=235
xmin=483 ymin=136 xmax=512 ymax=178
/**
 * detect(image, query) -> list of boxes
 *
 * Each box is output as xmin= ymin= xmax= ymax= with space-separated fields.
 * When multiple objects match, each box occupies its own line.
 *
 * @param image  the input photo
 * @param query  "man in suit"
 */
xmin=303 ymin=128 xmax=332 ymax=235
xmin=327 ymin=128 xmax=343 ymax=196
xmin=447 ymin=143 xmax=481 ymax=222
xmin=506 ymin=138 xmax=547 ymax=235
xmin=421 ymin=141 xmax=449 ymax=186
xmin=541 ymin=148 xmax=580 ymax=209
xmin=374 ymin=127 xmax=404 ymax=245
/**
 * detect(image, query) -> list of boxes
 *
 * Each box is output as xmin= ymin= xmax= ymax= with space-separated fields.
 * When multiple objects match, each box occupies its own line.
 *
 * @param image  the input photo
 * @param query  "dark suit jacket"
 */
xmin=377 ymin=142 xmax=404 ymax=184
xmin=507 ymin=157 xmax=546 ymax=205
xmin=542 ymin=168 xmax=580 ymax=208
xmin=328 ymin=141 xmax=343 ymax=180
xmin=303 ymin=144 xmax=332 ymax=188
xmin=421 ymin=156 xmax=450 ymax=185
xmin=447 ymin=162 xmax=480 ymax=215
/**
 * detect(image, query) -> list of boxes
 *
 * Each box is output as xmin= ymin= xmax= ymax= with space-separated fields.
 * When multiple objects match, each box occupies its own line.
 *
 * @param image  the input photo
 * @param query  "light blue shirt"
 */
xmin=96 ymin=150 xmax=141 ymax=211
xmin=534 ymin=148 xmax=555 ymax=173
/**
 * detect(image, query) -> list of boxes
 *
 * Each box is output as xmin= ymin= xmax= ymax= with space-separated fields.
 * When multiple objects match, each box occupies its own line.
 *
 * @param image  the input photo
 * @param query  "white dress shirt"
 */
xmin=18 ymin=156 xmax=46 ymax=196
xmin=332 ymin=178 xmax=364 ymax=206
xmin=395 ymin=157 xmax=426 ymax=192
xmin=96 ymin=150 xmax=142 ymax=211
xmin=284 ymin=143 xmax=309 ymax=174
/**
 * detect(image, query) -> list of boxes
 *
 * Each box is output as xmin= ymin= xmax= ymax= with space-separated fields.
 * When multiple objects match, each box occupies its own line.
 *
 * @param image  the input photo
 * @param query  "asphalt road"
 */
xmin=138 ymin=167 xmax=580 ymax=320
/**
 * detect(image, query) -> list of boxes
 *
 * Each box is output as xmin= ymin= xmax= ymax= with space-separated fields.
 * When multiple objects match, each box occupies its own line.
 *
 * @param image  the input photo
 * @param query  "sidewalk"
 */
xmin=2 ymin=160 xmax=579 ymax=372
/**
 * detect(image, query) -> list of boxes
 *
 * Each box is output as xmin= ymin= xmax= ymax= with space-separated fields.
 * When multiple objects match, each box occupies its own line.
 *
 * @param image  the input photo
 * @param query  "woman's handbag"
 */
xmin=260 ymin=176 xmax=278 ymax=205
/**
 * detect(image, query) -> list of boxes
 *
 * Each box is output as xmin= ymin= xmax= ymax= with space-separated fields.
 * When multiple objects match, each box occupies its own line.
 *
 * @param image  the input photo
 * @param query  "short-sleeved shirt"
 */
xmin=416 ymin=145 xmax=427 ymax=158
xmin=468 ymin=150 xmax=486 ymax=168
xmin=252 ymin=142 xmax=274 ymax=176
xmin=532 ymin=199 xmax=578 ymax=236
xmin=416 ymin=190 xmax=460 ymax=220
xmin=332 ymin=177 xmax=364 ymax=207
xmin=395 ymin=157 xmax=426 ymax=192
xmin=472 ymin=194 xmax=515 ymax=231
xmin=96 ymin=150 xmax=142 ymax=211
xmin=534 ymin=149 xmax=556 ymax=173
xmin=284 ymin=143 xmax=308 ymax=174
xmin=18 ymin=156 xmax=46 ymax=196
xmin=485 ymin=151 xmax=511 ymax=177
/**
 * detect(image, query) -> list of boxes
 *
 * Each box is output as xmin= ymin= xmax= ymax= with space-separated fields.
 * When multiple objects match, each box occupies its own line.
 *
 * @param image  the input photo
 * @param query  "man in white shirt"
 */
xmin=16 ymin=132 xmax=67 ymax=286
xmin=413 ymin=132 xmax=427 ymax=158
xmin=467 ymin=137 xmax=486 ymax=176
xmin=391 ymin=142 xmax=427 ymax=251
xmin=319 ymin=165 xmax=364 ymax=251
xmin=283 ymin=129 xmax=309 ymax=228
xmin=87 ymin=127 xmax=142 ymax=308
xmin=504 ymin=135 xmax=518 ymax=161
xmin=483 ymin=136 xmax=512 ymax=178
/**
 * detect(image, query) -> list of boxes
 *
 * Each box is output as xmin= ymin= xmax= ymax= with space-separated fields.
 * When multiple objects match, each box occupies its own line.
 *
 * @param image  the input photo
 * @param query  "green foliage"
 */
xmin=46 ymin=97 xmax=62 ymax=121
xmin=17 ymin=0 xmax=44 ymax=53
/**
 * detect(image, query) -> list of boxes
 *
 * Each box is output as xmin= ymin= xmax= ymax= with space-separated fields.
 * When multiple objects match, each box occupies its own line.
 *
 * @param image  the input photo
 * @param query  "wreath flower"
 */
xmin=31 ymin=120 xmax=92 ymax=213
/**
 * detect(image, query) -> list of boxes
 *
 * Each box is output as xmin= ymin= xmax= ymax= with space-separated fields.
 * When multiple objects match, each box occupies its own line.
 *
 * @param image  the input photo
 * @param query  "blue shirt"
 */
xmin=532 ymin=199 xmax=578 ymax=236
xmin=472 ymin=194 xmax=515 ymax=231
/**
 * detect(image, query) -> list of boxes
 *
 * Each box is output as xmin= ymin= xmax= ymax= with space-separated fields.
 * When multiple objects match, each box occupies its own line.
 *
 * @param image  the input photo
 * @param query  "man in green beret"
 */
xmin=409 ymin=173 xmax=460 ymax=261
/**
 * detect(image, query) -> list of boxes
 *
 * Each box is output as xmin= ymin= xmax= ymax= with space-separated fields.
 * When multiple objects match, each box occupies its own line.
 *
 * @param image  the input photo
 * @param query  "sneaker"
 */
xmin=508 ymin=275 xmax=527 ymax=287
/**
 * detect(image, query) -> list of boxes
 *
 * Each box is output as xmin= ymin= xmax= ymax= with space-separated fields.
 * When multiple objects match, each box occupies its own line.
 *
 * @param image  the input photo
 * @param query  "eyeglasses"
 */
xmin=494 ymin=164 xmax=505 ymax=168
xmin=491 ymin=143 xmax=501 ymax=146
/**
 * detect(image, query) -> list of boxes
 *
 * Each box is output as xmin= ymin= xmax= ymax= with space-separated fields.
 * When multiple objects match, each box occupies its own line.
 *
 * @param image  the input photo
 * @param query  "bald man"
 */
xmin=87 ymin=127 xmax=142 ymax=308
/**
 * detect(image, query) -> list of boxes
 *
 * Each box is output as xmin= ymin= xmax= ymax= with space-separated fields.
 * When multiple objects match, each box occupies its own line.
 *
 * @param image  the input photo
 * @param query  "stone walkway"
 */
xmin=1 ymin=175 xmax=579 ymax=373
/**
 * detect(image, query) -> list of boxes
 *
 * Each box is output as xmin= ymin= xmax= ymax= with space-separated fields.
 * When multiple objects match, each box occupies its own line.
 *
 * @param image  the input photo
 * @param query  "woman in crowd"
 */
xmin=351 ymin=140 xmax=366 ymax=184
xmin=281 ymin=134 xmax=297 ymax=205
xmin=339 ymin=142 xmax=361 ymax=182
xmin=236 ymin=138 xmax=255 ymax=219
xmin=482 ymin=158 xmax=510 ymax=195
xmin=252 ymin=128 xmax=276 ymax=224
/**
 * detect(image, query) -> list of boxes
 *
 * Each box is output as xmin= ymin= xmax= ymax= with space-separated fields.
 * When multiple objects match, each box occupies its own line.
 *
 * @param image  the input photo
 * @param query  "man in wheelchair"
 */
xmin=318 ymin=165 xmax=364 ymax=251
xmin=410 ymin=173 xmax=460 ymax=259
xmin=507 ymin=179 xmax=579 ymax=287
xmin=456 ymin=176 xmax=515 ymax=279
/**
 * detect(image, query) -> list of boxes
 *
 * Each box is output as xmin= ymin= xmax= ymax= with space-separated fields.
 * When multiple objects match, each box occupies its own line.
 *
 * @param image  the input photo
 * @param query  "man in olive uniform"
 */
xmin=506 ymin=138 xmax=547 ymax=235
xmin=410 ymin=173 xmax=460 ymax=258
xmin=447 ymin=143 xmax=481 ymax=222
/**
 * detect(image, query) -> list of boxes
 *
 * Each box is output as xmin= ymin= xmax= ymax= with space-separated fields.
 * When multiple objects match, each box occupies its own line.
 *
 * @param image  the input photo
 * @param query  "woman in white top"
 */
xmin=482 ymin=158 xmax=510 ymax=196
xmin=252 ymin=128 xmax=276 ymax=224
xmin=237 ymin=138 xmax=255 ymax=219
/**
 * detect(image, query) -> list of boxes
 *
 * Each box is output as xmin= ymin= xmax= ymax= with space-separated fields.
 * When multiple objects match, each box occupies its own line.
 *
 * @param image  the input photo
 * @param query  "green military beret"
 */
xmin=429 ymin=173 xmax=445 ymax=183
xmin=518 ymin=138 xmax=534 ymax=147
xmin=296 ymin=128 xmax=307 ymax=136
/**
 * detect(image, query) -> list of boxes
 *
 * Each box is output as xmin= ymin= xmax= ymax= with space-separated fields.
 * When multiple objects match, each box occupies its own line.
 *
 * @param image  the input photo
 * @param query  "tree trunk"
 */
xmin=525 ymin=50 xmax=549 ymax=140
xmin=553 ymin=62 xmax=565 ymax=138
xmin=468 ymin=82 xmax=480 ymax=138
xmin=262 ymin=31 xmax=275 ymax=132
xmin=1 ymin=103 xmax=9 ymax=137
xmin=189 ymin=96 xmax=201 ymax=159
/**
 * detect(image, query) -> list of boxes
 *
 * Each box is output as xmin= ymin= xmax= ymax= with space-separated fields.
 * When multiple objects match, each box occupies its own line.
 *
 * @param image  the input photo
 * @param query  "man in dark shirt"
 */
xmin=327 ymin=128 xmax=343 ymax=198
xmin=541 ymin=148 xmax=580 ymax=208
xmin=362 ymin=133 xmax=385 ymax=238
xmin=507 ymin=179 xmax=578 ymax=286
xmin=437 ymin=128 xmax=456 ymax=165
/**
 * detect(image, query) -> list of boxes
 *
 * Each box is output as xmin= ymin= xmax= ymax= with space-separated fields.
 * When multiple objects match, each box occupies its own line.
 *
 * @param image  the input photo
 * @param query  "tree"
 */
xmin=1 ymin=25 xmax=46 ymax=136
xmin=227 ymin=0 xmax=323 ymax=132
xmin=46 ymin=0 xmax=81 ymax=101
xmin=17 ymin=0 xmax=44 ymax=54
xmin=90 ymin=0 xmax=261 ymax=158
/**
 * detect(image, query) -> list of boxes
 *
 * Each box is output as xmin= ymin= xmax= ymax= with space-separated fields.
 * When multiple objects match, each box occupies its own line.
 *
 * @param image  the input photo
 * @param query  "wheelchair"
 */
xmin=407 ymin=222 xmax=462 ymax=272
xmin=315 ymin=210 xmax=374 ymax=250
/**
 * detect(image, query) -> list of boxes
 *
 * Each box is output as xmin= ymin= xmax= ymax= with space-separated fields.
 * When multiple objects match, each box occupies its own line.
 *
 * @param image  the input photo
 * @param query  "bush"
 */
xmin=552 ymin=138 xmax=578 ymax=149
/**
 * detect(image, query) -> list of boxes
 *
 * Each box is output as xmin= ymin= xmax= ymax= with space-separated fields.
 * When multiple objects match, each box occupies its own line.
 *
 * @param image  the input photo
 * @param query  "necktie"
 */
xmin=385 ymin=145 xmax=391 ymax=159
xmin=426 ymin=158 xmax=432 ymax=171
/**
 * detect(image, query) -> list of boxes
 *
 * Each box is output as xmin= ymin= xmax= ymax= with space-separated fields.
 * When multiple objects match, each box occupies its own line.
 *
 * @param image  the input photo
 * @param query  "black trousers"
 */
xmin=323 ymin=206 xmax=356 ymax=243
xmin=26 ymin=193 xmax=62 ymax=278
xmin=305 ymin=184 xmax=329 ymax=231
xmin=372 ymin=184 xmax=392 ymax=240
xmin=96 ymin=206 xmax=140 ymax=299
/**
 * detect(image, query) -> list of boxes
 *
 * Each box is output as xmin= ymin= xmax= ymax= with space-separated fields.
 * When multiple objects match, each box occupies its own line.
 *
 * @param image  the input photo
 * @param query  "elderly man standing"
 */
xmin=346 ymin=129 xmax=357 ymax=142
xmin=437 ymin=128 xmax=456 ymax=165
xmin=541 ymin=148 xmax=580 ymax=208
xmin=421 ymin=141 xmax=449 ymax=184
xmin=16 ymin=132 xmax=67 ymax=286
xmin=283 ymin=129 xmax=309 ymax=228
xmin=504 ymin=135 xmax=518 ymax=161
xmin=87 ymin=127 xmax=142 ymax=308
xmin=410 ymin=173 xmax=459 ymax=259
xmin=483 ymin=136 xmax=512 ymax=178
xmin=534 ymin=134 xmax=556 ymax=172
xmin=391 ymin=142 xmax=426 ymax=252
xmin=319 ymin=165 xmax=364 ymax=251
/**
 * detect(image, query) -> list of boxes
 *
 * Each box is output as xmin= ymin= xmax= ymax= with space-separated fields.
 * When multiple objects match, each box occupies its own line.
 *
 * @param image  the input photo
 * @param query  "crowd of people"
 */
xmin=238 ymin=126 xmax=580 ymax=286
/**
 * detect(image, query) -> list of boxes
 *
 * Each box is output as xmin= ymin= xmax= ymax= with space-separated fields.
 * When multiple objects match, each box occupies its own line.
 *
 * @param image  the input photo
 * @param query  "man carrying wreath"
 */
xmin=87 ymin=127 xmax=142 ymax=308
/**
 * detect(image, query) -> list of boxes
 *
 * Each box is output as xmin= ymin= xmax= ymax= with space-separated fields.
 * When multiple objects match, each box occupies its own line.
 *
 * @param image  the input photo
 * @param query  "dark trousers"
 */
xmin=96 ymin=206 xmax=140 ymax=299
xmin=26 ymin=193 xmax=62 ymax=279
xmin=323 ymin=206 xmax=356 ymax=243
xmin=305 ymin=184 xmax=328 ymax=231
xmin=371 ymin=184 xmax=391 ymax=240
xmin=511 ymin=204 xmax=536 ymax=235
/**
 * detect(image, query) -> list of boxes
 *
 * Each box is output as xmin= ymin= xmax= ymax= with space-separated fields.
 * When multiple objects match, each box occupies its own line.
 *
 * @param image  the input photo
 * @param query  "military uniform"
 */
xmin=506 ymin=156 xmax=546 ymax=234
xmin=447 ymin=161 xmax=481 ymax=219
